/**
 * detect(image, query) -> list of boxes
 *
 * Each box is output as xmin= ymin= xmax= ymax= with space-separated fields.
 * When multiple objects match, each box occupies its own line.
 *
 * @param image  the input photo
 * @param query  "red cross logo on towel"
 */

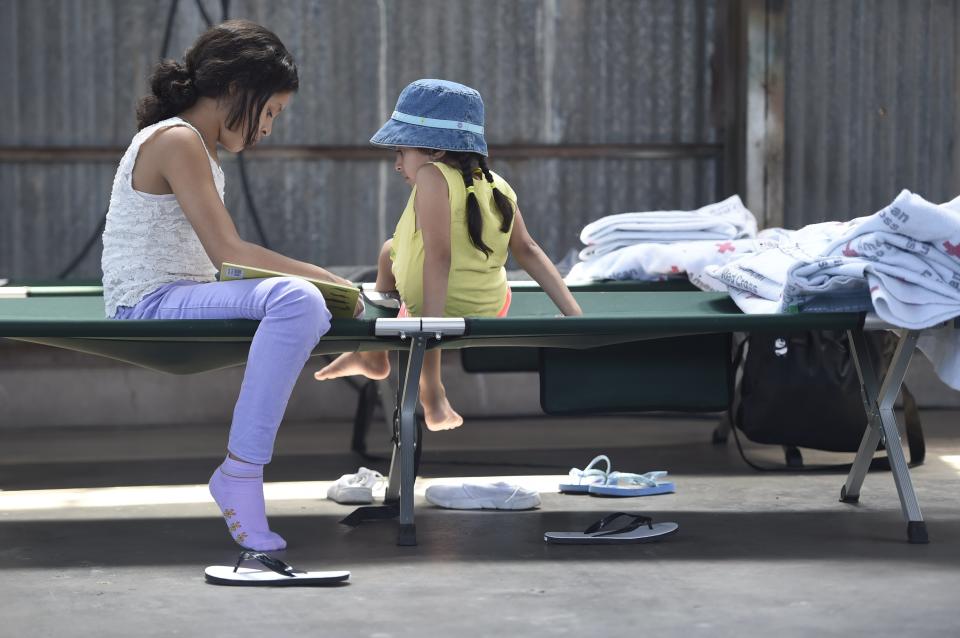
xmin=944 ymin=241 xmax=960 ymax=258
xmin=842 ymin=242 xmax=859 ymax=257
xmin=716 ymin=242 xmax=735 ymax=253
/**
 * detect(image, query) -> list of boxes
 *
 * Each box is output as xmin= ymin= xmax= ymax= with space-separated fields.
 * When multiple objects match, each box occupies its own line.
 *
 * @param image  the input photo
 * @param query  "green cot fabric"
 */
xmin=27 ymin=286 xmax=104 ymax=297
xmin=0 ymin=294 xmax=371 ymax=374
xmin=461 ymin=347 xmax=540 ymax=373
xmin=462 ymin=286 xmax=735 ymax=412
xmin=509 ymin=279 xmax=698 ymax=293
xmin=1 ymin=290 xmax=863 ymax=376
xmin=462 ymin=291 xmax=861 ymax=345
xmin=460 ymin=280 xmax=698 ymax=373
xmin=539 ymin=334 xmax=733 ymax=414
xmin=6 ymin=280 xmax=103 ymax=288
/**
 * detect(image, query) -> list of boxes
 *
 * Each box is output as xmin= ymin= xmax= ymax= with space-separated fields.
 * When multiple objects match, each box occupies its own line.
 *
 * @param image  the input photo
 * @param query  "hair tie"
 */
xmin=465 ymin=185 xmax=476 ymax=194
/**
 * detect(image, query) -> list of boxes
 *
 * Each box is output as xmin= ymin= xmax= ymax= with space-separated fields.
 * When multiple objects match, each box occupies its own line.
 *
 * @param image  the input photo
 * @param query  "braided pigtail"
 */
xmin=457 ymin=154 xmax=494 ymax=257
xmin=478 ymin=156 xmax=515 ymax=233
xmin=440 ymin=151 xmax=515 ymax=258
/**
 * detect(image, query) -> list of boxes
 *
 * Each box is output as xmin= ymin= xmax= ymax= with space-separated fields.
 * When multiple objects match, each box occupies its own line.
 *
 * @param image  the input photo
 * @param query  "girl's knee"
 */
xmin=266 ymin=277 xmax=332 ymax=336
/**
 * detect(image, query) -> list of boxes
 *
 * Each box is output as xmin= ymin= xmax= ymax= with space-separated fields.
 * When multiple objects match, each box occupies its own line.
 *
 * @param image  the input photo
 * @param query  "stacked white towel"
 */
xmin=692 ymin=221 xmax=863 ymax=312
xmin=576 ymin=195 xmax=758 ymax=262
xmin=567 ymin=232 xmax=785 ymax=283
xmin=696 ymin=189 xmax=960 ymax=389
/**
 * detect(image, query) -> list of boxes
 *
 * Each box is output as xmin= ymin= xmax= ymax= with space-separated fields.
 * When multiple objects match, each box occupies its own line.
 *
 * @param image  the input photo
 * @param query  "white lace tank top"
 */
xmin=101 ymin=117 xmax=223 ymax=317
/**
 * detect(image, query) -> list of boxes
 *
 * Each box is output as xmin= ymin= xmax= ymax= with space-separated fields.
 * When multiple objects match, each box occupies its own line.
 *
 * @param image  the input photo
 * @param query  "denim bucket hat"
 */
xmin=370 ymin=79 xmax=488 ymax=156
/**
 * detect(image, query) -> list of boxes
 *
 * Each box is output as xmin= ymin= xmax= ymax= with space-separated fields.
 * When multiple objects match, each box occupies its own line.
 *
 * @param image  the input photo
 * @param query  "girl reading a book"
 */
xmin=101 ymin=21 xmax=359 ymax=552
xmin=315 ymin=79 xmax=582 ymax=430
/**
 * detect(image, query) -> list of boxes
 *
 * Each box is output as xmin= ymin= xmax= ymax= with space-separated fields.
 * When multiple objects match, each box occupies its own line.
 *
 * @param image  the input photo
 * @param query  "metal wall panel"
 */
xmin=783 ymin=0 xmax=959 ymax=228
xmin=0 ymin=0 xmax=720 ymax=278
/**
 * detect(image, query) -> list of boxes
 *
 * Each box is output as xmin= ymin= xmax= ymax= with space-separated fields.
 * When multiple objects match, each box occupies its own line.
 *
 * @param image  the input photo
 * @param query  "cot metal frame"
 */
xmin=344 ymin=316 xmax=932 ymax=547
xmin=0 ymin=289 xmax=944 ymax=547
xmin=339 ymin=318 xmax=465 ymax=546
xmin=843 ymin=327 xmax=927 ymax=543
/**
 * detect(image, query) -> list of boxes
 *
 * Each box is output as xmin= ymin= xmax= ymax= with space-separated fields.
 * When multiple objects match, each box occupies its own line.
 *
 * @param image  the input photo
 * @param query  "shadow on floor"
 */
xmin=1 ymin=508 xmax=953 ymax=570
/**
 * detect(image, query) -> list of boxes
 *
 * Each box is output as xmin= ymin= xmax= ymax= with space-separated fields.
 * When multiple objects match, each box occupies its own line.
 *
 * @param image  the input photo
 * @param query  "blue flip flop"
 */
xmin=559 ymin=454 xmax=611 ymax=494
xmin=588 ymin=471 xmax=675 ymax=497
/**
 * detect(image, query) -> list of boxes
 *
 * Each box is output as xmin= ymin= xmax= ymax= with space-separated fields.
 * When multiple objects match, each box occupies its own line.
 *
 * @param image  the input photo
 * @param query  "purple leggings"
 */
xmin=115 ymin=277 xmax=332 ymax=463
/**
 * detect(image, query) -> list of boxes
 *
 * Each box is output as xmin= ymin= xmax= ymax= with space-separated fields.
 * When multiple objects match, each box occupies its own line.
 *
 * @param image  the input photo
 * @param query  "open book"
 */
xmin=220 ymin=262 xmax=360 ymax=319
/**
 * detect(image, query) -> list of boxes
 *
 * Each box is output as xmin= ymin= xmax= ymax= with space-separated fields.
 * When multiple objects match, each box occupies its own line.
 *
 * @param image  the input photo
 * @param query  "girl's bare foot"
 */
xmin=314 ymin=351 xmax=391 ymax=381
xmin=420 ymin=389 xmax=463 ymax=431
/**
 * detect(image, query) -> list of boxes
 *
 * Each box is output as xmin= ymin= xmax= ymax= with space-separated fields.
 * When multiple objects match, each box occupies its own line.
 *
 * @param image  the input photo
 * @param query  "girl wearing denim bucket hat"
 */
xmin=316 ymin=79 xmax=582 ymax=430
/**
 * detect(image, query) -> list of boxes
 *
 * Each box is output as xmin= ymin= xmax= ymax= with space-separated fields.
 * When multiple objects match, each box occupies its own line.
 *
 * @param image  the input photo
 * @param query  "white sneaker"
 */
xmin=326 ymin=467 xmax=384 ymax=504
xmin=424 ymin=482 xmax=541 ymax=510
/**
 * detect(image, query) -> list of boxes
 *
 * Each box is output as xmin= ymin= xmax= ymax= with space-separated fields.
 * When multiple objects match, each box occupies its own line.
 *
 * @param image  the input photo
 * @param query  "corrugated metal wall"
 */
xmin=7 ymin=1 xmax=954 ymax=280
xmin=0 ymin=0 xmax=720 ymax=279
xmin=783 ymin=0 xmax=960 ymax=228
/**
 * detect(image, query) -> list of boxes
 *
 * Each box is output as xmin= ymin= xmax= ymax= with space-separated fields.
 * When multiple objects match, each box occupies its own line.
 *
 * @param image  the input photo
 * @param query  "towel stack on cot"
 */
xmin=566 ymin=195 xmax=763 ymax=283
xmin=694 ymin=189 xmax=960 ymax=391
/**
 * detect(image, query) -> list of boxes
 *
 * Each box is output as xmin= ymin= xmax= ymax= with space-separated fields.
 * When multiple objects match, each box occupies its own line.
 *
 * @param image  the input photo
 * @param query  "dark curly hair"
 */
xmin=136 ymin=19 xmax=298 ymax=147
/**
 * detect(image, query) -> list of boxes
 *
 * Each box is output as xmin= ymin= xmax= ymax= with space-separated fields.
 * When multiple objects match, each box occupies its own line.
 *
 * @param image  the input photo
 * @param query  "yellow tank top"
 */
xmin=390 ymin=161 xmax=517 ymax=317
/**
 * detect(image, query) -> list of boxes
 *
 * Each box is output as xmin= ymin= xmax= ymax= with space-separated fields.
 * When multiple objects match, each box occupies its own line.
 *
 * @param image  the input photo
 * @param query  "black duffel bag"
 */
xmin=732 ymin=330 xmax=923 ymax=469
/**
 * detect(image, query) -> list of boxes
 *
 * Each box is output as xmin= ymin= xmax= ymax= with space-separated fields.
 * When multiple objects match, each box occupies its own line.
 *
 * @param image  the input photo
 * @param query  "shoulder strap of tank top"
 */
xmin=132 ymin=117 xmax=217 ymax=167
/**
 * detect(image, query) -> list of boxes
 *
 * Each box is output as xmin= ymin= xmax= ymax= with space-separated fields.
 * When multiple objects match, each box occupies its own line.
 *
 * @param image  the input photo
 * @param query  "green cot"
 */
xmin=0 ymin=284 xmax=936 ymax=546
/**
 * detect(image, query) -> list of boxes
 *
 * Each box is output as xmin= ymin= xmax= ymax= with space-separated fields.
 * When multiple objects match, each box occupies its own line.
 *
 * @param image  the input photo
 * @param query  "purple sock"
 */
xmin=208 ymin=455 xmax=286 ymax=551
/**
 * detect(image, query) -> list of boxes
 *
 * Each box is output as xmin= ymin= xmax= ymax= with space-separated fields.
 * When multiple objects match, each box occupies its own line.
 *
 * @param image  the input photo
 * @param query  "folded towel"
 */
xmin=567 ymin=235 xmax=780 ymax=283
xmin=578 ymin=195 xmax=758 ymax=262
xmin=698 ymin=190 xmax=960 ymax=389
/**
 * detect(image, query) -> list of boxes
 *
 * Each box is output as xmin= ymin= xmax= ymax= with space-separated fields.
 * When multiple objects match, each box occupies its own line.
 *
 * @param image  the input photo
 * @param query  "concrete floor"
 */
xmin=1 ymin=410 xmax=959 ymax=637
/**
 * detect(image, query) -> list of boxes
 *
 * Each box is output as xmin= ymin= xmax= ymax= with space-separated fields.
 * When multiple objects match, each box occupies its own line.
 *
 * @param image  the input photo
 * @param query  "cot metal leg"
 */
xmin=712 ymin=414 xmax=732 ymax=444
xmin=713 ymin=335 xmax=745 ymax=445
xmin=383 ymin=439 xmax=401 ymax=503
xmin=395 ymin=336 xmax=427 ymax=546
xmin=844 ymin=328 xmax=927 ymax=544
xmin=339 ymin=344 xmax=426 ymax=544
xmin=348 ymin=375 xmax=396 ymax=457
xmin=384 ymin=350 xmax=406 ymax=504
xmin=340 ymin=352 xmax=401 ymax=527
xmin=339 ymin=434 xmax=399 ymax=527
xmin=349 ymin=380 xmax=378 ymax=457
xmin=379 ymin=378 xmax=397 ymax=437
xmin=341 ymin=318 xmax=459 ymax=544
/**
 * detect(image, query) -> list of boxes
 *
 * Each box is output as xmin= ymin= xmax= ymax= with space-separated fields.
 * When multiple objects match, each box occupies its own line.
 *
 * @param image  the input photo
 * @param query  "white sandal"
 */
xmin=588 ymin=471 xmax=675 ymax=497
xmin=559 ymin=454 xmax=612 ymax=494
xmin=205 ymin=551 xmax=350 ymax=587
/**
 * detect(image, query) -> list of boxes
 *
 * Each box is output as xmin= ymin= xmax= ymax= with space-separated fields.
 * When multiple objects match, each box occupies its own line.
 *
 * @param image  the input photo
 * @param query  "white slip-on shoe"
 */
xmin=326 ymin=467 xmax=384 ymax=504
xmin=424 ymin=481 xmax=541 ymax=510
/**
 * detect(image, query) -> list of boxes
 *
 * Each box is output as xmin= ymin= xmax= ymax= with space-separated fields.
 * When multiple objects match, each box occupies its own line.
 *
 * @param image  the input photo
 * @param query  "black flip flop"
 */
xmin=205 ymin=551 xmax=351 ymax=586
xmin=544 ymin=512 xmax=679 ymax=544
